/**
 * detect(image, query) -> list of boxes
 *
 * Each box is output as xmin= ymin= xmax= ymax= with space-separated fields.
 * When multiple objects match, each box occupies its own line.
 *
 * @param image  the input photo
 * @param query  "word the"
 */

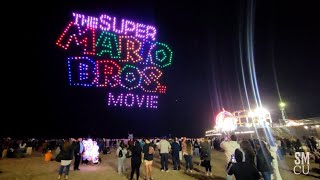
xmin=73 ymin=13 xmax=157 ymax=41
xmin=293 ymin=152 xmax=310 ymax=175
xmin=107 ymin=92 xmax=158 ymax=108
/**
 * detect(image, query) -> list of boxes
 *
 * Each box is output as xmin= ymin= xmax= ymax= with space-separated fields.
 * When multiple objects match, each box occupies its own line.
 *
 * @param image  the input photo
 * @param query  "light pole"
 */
xmin=279 ymin=102 xmax=286 ymax=126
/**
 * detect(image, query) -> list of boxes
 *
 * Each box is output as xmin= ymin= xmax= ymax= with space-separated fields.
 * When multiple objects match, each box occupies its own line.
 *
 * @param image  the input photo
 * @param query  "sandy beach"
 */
xmin=0 ymin=149 xmax=319 ymax=180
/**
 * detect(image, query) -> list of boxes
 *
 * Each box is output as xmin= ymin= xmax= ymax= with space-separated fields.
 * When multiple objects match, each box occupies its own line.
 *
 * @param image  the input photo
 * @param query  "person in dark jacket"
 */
xmin=58 ymin=139 xmax=74 ymax=180
xmin=227 ymin=148 xmax=260 ymax=180
xmin=193 ymin=140 xmax=200 ymax=157
xmin=73 ymin=138 xmax=83 ymax=171
xmin=295 ymin=139 xmax=302 ymax=152
xmin=240 ymin=140 xmax=256 ymax=165
xmin=200 ymin=137 xmax=212 ymax=176
xmin=129 ymin=140 xmax=142 ymax=180
xmin=256 ymin=141 xmax=273 ymax=180
xmin=171 ymin=137 xmax=181 ymax=170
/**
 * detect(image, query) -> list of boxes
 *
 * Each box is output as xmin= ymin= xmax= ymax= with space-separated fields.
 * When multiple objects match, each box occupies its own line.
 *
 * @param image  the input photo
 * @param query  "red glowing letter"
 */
xmin=95 ymin=60 xmax=121 ymax=87
xmin=56 ymin=22 xmax=96 ymax=55
xmin=141 ymin=67 xmax=163 ymax=93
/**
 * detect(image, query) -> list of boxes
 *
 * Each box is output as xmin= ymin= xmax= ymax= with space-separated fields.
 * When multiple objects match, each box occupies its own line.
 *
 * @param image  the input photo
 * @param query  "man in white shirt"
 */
xmin=220 ymin=134 xmax=240 ymax=163
xmin=159 ymin=137 xmax=171 ymax=172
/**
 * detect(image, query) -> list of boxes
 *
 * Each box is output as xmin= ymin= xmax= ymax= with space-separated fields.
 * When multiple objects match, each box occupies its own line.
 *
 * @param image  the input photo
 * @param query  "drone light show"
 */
xmin=56 ymin=13 xmax=173 ymax=109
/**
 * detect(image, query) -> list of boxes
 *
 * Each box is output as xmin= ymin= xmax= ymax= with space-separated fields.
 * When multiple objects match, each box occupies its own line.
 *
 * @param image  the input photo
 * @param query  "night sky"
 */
xmin=4 ymin=0 xmax=320 ymax=138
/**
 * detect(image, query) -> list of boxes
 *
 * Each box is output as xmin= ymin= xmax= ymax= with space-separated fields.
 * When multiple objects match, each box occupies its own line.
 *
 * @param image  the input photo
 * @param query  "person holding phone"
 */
xmin=227 ymin=149 xmax=260 ymax=180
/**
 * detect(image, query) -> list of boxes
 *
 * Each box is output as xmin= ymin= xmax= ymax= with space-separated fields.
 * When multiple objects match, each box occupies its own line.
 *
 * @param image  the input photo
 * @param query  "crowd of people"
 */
xmin=276 ymin=136 xmax=320 ymax=156
xmin=1 ymin=135 xmax=320 ymax=180
xmin=114 ymin=137 xmax=213 ymax=180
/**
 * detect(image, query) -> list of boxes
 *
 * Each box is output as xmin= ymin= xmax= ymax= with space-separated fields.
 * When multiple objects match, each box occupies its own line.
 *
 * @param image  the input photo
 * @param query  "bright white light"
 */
xmin=304 ymin=126 xmax=308 ymax=129
xmin=223 ymin=117 xmax=237 ymax=131
xmin=285 ymin=120 xmax=304 ymax=127
xmin=235 ymin=130 xmax=254 ymax=134
xmin=215 ymin=110 xmax=237 ymax=132
xmin=246 ymin=123 xmax=252 ymax=127
xmin=248 ymin=111 xmax=255 ymax=117
xmin=247 ymin=108 xmax=269 ymax=118
xmin=316 ymin=125 xmax=320 ymax=128
xmin=258 ymin=118 xmax=265 ymax=124
xmin=82 ymin=139 xmax=100 ymax=163
xmin=211 ymin=133 xmax=222 ymax=136
xmin=279 ymin=102 xmax=286 ymax=108
xmin=254 ymin=107 xmax=269 ymax=117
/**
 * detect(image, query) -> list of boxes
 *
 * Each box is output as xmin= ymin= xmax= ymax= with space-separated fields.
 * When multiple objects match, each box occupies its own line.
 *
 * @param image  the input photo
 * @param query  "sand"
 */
xmin=0 ymin=149 xmax=319 ymax=180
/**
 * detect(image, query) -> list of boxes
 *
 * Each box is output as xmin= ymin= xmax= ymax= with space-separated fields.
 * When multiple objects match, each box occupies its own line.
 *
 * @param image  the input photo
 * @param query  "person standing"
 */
xmin=220 ymin=135 xmax=240 ymax=180
xmin=74 ymin=138 xmax=84 ymax=170
xmin=193 ymin=140 xmax=200 ymax=157
xmin=240 ymin=140 xmax=256 ymax=165
xmin=220 ymin=135 xmax=240 ymax=163
xmin=142 ymin=138 xmax=155 ymax=180
xmin=129 ymin=140 xmax=142 ymax=180
xmin=227 ymin=149 xmax=260 ymax=180
xmin=200 ymin=137 xmax=212 ymax=176
xmin=159 ymin=137 xmax=171 ymax=172
xmin=269 ymin=141 xmax=282 ymax=180
xmin=182 ymin=138 xmax=193 ymax=173
xmin=57 ymin=139 xmax=74 ymax=180
xmin=26 ymin=139 xmax=33 ymax=156
xmin=116 ymin=141 xmax=128 ymax=174
xmin=171 ymin=137 xmax=181 ymax=170
xmin=256 ymin=141 xmax=273 ymax=180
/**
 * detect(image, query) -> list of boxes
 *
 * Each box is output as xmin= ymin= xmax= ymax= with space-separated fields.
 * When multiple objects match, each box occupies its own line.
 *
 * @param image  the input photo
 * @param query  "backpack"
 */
xmin=118 ymin=149 xmax=123 ymax=158
xmin=148 ymin=145 xmax=155 ymax=154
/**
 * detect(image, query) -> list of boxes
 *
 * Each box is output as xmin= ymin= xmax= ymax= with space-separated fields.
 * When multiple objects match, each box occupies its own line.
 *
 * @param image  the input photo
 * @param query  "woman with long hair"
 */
xmin=181 ymin=138 xmax=193 ymax=173
xmin=240 ymin=140 xmax=256 ymax=165
xmin=200 ymin=137 xmax=212 ymax=176
xmin=256 ymin=141 xmax=273 ymax=180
